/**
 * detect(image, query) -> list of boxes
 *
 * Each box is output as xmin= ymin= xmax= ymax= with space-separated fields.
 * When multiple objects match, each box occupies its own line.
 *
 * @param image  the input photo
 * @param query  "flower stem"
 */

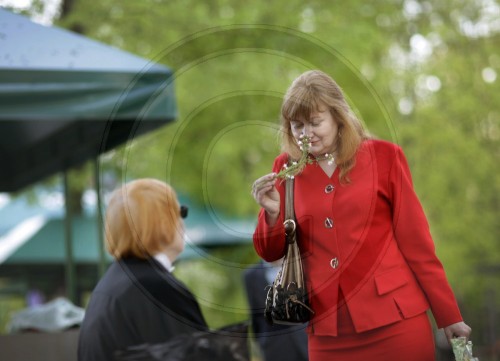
xmin=276 ymin=135 xmax=314 ymax=179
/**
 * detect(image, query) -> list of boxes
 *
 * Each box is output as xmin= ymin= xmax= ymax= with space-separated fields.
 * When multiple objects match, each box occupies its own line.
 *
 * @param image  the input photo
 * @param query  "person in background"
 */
xmin=251 ymin=70 xmax=471 ymax=361
xmin=78 ymin=178 xmax=208 ymax=361
xmin=26 ymin=288 xmax=45 ymax=307
xmin=244 ymin=259 xmax=308 ymax=361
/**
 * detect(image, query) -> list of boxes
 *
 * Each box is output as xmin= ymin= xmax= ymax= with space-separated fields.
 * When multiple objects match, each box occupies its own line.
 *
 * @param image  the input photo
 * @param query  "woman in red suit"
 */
xmin=251 ymin=70 xmax=471 ymax=360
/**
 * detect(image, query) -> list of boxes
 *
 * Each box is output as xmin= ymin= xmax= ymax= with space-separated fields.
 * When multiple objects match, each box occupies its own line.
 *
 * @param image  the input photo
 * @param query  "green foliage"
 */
xmin=0 ymin=296 xmax=24 ymax=333
xmin=9 ymin=0 xmax=498 ymax=348
xmin=173 ymin=245 xmax=260 ymax=328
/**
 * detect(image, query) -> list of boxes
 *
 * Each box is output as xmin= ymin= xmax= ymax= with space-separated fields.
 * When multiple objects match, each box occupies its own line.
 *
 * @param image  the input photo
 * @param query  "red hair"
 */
xmin=105 ymin=178 xmax=182 ymax=259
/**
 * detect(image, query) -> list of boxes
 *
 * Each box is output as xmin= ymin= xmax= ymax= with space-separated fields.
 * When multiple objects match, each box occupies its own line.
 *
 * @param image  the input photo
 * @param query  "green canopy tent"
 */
xmin=0 ymin=193 xmax=256 ymax=307
xmin=0 ymin=199 xmax=255 ymax=265
xmin=0 ymin=8 xmax=177 ymax=302
xmin=0 ymin=8 xmax=176 ymax=192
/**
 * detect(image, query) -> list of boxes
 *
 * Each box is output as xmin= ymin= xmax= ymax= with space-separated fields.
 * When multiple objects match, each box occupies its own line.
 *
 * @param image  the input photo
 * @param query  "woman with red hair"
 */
xmin=78 ymin=178 xmax=207 ymax=361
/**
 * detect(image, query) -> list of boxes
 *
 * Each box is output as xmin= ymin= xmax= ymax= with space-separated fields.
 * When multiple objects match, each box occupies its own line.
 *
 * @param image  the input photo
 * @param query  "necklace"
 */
xmin=313 ymin=153 xmax=336 ymax=166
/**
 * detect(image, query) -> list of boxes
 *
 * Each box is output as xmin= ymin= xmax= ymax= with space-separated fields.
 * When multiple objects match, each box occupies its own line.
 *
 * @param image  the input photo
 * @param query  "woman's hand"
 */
xmin=444 ymin=321 xmax=472 ymax=343
xmin=252 ymin=173 xmax=280 ymax=225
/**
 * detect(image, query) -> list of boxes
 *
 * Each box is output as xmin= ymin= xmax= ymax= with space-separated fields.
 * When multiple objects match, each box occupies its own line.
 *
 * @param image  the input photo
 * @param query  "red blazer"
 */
xmin=253 ymin=139 xmax=463 ymax=336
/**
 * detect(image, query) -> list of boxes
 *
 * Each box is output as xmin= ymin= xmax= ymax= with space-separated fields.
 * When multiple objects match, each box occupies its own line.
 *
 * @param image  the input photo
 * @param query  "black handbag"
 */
xmin=114 ymin=322 xmax=249 ymax=361
xmin=264 ymin=176 xmax=314 ymax=325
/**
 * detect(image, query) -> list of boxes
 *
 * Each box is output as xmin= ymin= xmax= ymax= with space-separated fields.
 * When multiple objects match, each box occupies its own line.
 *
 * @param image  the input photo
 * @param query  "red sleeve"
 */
xmin=252 ymin=154 xmax=288 ymax=262
xmin=390 ymin=145 xmax=463 ymax=328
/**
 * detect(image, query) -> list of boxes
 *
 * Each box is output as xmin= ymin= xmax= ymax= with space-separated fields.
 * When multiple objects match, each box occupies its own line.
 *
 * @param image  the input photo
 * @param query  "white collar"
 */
xmin=153 ymin=253 xmax=175 ymax=273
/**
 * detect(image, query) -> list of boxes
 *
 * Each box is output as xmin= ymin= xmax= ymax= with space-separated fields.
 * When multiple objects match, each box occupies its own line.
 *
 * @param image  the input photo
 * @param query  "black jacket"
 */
xmin=78 ymin=256 xmax=208 ymax=361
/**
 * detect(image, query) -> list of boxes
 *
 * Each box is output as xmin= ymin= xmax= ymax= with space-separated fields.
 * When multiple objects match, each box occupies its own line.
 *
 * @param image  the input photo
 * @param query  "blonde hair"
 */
xmin=105 ymin=178 xmax=182 ymax=259
xmin=280 ymin=70 xmax=368 ymax=182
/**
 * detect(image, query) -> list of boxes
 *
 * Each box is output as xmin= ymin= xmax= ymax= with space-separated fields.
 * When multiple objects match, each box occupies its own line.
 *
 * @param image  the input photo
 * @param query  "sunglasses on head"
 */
xmin=180 ymin=205 xmax=188 ymax=219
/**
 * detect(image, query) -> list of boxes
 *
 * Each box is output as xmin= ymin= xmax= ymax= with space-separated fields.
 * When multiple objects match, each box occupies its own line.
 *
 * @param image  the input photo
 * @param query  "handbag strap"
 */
xmin=284 ymin=177 xmax=296 ymax=243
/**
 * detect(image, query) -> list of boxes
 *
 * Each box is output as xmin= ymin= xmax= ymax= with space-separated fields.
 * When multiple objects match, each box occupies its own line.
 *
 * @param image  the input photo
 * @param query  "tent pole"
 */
xmin=94 ymin=158 xmax=106 ymax=277
xmin=63 ymin=171 xmax=76 ymax=304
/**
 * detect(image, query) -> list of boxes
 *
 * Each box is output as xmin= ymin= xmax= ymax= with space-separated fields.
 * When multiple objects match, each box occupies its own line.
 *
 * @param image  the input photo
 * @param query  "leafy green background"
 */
xmin=2 ymin=0 xmax=499 ymax=358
